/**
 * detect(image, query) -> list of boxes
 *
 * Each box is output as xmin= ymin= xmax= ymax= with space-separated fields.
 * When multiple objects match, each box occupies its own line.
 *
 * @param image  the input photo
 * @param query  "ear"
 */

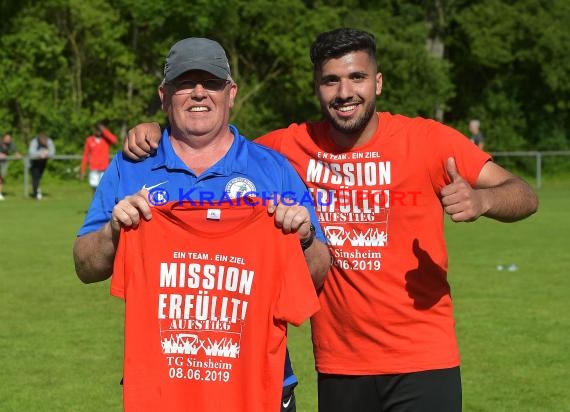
xmin=158 ymin=84 xmax=168 ymax=112
xmin=375 ymin=72 xmax=383 ymax=96
xmin=228 ymin=83 xmax=238 ymax=109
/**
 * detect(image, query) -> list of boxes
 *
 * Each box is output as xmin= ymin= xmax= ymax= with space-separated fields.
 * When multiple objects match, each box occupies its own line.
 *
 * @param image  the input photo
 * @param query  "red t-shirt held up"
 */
xmin=112 ymin=200 xmax=319 ymax=412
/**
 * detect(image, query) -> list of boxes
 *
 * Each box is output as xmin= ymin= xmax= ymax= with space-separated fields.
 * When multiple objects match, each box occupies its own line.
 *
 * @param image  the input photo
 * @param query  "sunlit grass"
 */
xmin=0 ymin=176 xmax=568 ymax=411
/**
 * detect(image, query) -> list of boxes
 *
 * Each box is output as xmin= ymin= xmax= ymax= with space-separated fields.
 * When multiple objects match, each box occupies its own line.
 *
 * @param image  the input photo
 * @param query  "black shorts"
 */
xmin=318 ymin=367 xmax=461 ymax=412
xmin=281 ymin=382 xmax=297 ymax=412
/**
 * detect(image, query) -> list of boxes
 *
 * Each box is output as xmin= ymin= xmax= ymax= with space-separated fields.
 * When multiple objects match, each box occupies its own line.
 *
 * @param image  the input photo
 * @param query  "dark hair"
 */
xmin=310 ymin=28 xmax=377 ymax=73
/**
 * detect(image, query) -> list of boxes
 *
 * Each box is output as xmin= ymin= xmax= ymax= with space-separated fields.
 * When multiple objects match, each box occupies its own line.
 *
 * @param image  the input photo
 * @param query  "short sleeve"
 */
xmin=77 ymin=155 xmax=121 ymax=236
xmin=424 ymin=120 xmax=492 ymax=191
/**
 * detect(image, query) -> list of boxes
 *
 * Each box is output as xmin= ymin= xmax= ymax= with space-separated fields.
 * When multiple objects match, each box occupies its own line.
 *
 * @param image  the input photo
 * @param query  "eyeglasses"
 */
xmin=165 ymin=79 xmax=230 ymax=94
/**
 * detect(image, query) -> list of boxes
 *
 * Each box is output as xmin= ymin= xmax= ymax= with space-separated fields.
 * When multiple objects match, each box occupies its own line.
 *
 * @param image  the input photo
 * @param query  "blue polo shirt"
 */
xmin=78 ymin=124 xmax=325 ymax=387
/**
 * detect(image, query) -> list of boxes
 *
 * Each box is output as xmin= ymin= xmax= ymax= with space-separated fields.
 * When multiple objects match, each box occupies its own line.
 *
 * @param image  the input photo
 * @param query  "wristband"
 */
xmin=300 ymin=224 xmax=316 ymax=251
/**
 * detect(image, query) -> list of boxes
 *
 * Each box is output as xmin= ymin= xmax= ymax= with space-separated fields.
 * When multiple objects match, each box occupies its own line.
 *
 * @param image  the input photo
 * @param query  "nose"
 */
xmin=190 ymin=82 xmax=208 ymax=98
xmin=336 ymin=78 xmax=354 ymax=100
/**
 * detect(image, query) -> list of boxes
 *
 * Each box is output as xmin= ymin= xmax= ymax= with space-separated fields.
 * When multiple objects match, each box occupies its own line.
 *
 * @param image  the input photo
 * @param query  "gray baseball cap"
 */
xmin=163 ymin=37 xmax=231 ymax=82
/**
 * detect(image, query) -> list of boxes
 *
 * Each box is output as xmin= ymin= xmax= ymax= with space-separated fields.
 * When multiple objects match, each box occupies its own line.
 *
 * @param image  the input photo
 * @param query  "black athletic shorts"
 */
xmin=318 ymin=367 xmax=462 ymax=412
xmin=281 ymin=382 xmax=297 ymax=412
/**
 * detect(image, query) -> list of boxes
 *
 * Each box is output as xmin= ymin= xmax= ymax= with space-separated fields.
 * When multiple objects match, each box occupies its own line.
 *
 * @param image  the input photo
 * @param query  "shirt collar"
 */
xmin=151 ymin=124 xmax=249 ymax=177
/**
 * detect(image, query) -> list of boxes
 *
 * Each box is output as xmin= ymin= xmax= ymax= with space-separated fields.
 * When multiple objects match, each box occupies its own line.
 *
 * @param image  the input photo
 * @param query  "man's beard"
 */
xmin=322 ymin=99 xmax=376 ymax=135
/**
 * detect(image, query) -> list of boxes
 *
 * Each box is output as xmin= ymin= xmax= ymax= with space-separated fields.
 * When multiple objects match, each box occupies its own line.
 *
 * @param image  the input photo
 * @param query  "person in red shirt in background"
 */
xmin=80 ymin=122 xmax=118 ymax=193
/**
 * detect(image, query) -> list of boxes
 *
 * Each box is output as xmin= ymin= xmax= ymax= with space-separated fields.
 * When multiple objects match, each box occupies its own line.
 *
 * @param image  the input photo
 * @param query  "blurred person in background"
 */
xmin=0 ymin=133 xmax=22 ymax=200
xmin=80 ymin=122 xmax=118 ymax=194
xmin=28 ymin=132 xmax=55 ymax=200
xmin=469 ymin=119 xmax=485 ymax=150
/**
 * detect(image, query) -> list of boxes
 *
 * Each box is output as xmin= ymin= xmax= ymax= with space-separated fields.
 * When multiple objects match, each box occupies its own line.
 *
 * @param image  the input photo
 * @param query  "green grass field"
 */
xmin=1 ymin=176 xmax=568 ymax=411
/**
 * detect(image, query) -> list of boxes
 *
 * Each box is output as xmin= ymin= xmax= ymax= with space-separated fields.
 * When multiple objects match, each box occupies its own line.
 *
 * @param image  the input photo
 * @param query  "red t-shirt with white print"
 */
xmin=256 ymin=112 xmax=491 ymax=374
xmin=112 ymin=200 xmax=319 ymax=411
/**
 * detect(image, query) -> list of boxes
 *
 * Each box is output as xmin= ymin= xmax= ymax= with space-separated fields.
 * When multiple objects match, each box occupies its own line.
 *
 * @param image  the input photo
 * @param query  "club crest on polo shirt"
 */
xmin=225 ymin=177 xmax=256 ymax=198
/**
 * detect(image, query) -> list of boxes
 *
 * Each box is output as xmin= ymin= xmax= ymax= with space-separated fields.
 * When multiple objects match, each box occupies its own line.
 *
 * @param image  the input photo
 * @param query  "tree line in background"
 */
xmin=1 ymin=0 xmax=569 ymax=167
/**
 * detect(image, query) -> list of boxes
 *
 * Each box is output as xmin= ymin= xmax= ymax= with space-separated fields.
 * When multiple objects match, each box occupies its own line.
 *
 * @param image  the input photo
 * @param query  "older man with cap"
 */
xmin=73 ymin=37 xmax=330 ymax=412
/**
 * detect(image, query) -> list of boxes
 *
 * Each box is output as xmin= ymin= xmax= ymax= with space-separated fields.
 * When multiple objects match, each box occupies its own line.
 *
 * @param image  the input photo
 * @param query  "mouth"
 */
xmin=331 ymin=101 xmax=360 ymax=117
xmin=187 ymin=106 xmax=209 ymax=113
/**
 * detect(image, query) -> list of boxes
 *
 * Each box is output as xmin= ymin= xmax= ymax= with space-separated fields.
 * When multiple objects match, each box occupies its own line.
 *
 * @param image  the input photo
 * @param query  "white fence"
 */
xmin=490 ymin=151 xmax=570 ymax=189
xmin=4 ymin=154 xmax=82 ymax=196
xmin=3 ymin=151 xmax=570 ymax=195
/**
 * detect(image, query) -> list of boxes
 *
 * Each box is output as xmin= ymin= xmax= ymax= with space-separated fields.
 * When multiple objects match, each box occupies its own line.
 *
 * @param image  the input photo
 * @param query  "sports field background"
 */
xmin=0 ymin=175 xmax=568 ymax=411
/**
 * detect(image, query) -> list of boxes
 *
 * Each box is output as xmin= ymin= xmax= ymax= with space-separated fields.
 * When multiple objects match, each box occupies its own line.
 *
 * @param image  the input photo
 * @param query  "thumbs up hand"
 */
xmin=441 ymin=157 xmax=485 ymax=222
xmin=445 ymin=157 xmax=462 ymax=183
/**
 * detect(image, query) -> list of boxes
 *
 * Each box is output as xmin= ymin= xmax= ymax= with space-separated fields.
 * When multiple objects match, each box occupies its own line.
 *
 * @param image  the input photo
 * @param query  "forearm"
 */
xmin=73 ymin=222 xmax=119 ymax=283
xmin=303 ymin=239 xmax=331 ymax=289
xmin=478 ymin=177 xmax=538 ymax=222
xmin=102 ymin=128 xmax=118 ymax=145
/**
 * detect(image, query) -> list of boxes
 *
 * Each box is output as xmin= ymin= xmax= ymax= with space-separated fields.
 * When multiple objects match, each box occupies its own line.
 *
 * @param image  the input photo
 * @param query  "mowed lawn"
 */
xmin=0 ymin=176 xmax=568 ymax=411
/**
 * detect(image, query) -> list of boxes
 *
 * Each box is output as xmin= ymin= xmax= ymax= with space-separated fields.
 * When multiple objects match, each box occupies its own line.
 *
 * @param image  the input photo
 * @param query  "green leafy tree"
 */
xmin=449 ymin=0 xmax=570 ymax=151
xmin=1 ymin=0 xmax=568 ymax=176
